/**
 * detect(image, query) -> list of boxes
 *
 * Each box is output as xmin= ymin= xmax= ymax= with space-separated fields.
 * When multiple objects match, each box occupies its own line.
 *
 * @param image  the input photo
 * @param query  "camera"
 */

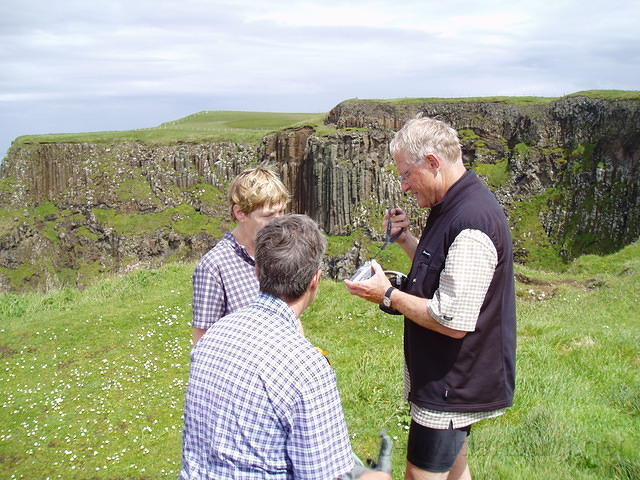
xmin=350 ymin=261 xmax=407 ymax=315
xmin=350 ymin=260 xmax=377 ymax=282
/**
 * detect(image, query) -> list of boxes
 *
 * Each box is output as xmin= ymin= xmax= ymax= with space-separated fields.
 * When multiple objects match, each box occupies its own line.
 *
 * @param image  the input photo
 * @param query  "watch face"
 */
xmin=383 ymin=296 xmax=391 ymax=307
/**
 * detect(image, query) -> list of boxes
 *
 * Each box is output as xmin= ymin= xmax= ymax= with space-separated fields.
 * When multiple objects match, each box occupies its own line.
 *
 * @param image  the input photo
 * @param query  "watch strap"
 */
xmin=383 ymin=286 xmax=396 ymax=306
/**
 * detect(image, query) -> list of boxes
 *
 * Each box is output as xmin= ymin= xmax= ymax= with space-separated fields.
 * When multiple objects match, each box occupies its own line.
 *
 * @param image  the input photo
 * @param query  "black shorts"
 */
xmin=407 ymin=419 xmax=471 ymax=473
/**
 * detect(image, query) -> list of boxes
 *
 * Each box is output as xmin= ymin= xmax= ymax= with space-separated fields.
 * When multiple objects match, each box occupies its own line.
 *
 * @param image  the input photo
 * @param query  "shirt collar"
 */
xmin=224 ymin=231 xmax=256 ymax=266
xmin=254 ymin=293 xmax=302 ymax=333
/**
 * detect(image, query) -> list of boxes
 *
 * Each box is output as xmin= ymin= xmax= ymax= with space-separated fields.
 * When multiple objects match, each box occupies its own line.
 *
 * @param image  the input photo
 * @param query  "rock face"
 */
xmin=272 ymin=95 xmax=640 ymax=260
xmin=0 ymin=142 xmax=256 ymax=291
xmin=0 ymin=141 xmax=257 ymax=208
xmin=1 ymin=93 xmax=638 ymax=292
xmin=259 ymin=126 xmax=410 ymax=235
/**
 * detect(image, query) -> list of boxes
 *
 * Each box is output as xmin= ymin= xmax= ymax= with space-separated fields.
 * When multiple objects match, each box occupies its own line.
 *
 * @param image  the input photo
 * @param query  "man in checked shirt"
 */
xmin=181 ymin=214 xmax=391 ymax=480
xmin=345 ymin=116 xmax=517 ymax=480
xmin=192 ymin=167 xmax=289 ymax=345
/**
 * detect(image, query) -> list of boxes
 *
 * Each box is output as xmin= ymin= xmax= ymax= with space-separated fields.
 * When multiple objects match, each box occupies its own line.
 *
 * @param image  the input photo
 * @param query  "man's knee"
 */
xmin=405 ymin=460 xmax=448 ymax=480
xmin=406 ymin=420 xmax=471 ymax=477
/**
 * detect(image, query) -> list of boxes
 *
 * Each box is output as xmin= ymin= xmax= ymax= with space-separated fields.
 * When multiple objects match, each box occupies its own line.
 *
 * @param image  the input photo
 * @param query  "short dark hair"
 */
xmin=255 ymin=214 xmax=326 ymax=301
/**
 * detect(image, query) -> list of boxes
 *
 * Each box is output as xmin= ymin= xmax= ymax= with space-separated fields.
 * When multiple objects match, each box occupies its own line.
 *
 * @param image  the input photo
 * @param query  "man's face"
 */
xmin=242 ymin=202 xmax=287 ymax=240
xmin=395 ymin=149 xmax=442 ymax=208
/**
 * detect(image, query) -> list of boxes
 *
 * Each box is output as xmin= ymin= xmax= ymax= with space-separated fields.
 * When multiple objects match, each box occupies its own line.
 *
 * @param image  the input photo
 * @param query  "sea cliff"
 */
xmin=1 ymin=91 xmax=638 ymax=291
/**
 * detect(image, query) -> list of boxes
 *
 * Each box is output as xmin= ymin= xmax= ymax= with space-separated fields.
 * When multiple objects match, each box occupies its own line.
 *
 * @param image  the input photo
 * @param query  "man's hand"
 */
xmin=341 ymin=431 xmax=393 ymax=480
xmin=384 ymin=208 xmax=418 ymax=259
xmin=193 ymin=328 xmax=207 ymax=345
xmin=357 ymin=472 xmax=390 ymax=479
xmin=384 ymin=208 xmax=409 ymax=243
xmin=369 ymin=430 xmax=393 ymax=474
xmin=344 ymin=260 xmax=391 ymax=304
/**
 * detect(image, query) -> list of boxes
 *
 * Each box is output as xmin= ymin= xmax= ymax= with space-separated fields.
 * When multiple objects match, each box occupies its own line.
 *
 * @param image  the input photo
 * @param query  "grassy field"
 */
xmin=13 ymin=111 xmax=325 ymax=147
xmin=344 ymin=96 xmax=558 ymax=106
xmin=1 ymin=241 xmax=639 ymax=479
xmin=345 ymin=89 xmax=640 ymax=106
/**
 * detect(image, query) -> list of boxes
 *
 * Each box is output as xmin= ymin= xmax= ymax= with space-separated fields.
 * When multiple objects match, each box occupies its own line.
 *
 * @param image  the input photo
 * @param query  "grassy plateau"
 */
xmin=12 ymin=90 xmax=639 ymax=149
xmin=347 ymin=89 xmax=640 ymax=105
xmin=13 ymin=111 xmax=325 ymax=147
xmin=1 ymin=240 xmax=638 ymax=479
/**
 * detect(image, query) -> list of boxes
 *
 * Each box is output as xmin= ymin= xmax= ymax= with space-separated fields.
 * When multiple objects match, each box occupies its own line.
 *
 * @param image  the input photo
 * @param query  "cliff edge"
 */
xmin=1 ymin=91 xmax=638 ymax=292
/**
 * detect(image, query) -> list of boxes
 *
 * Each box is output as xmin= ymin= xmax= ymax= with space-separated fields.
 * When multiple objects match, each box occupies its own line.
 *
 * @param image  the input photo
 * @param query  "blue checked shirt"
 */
xmin=180 ymin=294 xmax=355 ymax=480
xmin=192 ymin=232 xmax=259 ymax=331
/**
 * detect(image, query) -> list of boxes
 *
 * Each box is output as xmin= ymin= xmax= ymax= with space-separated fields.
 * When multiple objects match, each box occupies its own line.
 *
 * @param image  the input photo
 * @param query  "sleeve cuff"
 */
xmin=428 ymin=291 xmax=474 ymax=332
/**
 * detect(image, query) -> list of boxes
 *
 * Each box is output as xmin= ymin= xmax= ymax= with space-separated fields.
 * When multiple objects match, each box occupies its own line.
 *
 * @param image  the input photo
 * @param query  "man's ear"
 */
xmin=232 ymin=204 xmax=246 ymax=222
xmin=310 ymin=269 xmax=322 ymax=289
xmin=425 ymin=153 xmax=441 ymax=170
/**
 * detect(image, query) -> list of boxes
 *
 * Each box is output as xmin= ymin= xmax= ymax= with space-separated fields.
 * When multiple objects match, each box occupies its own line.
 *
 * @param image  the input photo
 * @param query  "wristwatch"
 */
xmin=382 ymin=287 xmax=396 ymax=308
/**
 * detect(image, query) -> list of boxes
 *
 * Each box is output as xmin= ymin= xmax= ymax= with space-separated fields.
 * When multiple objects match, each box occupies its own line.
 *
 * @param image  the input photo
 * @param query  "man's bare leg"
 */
xmin=405 ymin=461 xmax=447 ymax=480
xmin=447 ymin=439 xmax=471 ymax=480
xmin=405 ymin=440 xmax=471 ymax=480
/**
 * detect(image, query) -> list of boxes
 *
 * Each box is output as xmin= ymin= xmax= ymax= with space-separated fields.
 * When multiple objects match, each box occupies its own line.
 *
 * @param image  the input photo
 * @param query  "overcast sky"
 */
xmin=1 ymin=0 xmax=639 ymax=159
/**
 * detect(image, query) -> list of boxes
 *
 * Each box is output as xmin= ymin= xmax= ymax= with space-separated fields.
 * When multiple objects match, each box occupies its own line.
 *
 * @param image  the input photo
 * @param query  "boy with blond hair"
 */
xmin=192 ymin=167 xmax=289 ymax=344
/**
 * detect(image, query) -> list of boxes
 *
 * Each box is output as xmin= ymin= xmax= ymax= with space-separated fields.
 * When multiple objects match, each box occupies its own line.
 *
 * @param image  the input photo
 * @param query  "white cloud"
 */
xmin=1 ymin=0 xmax=639 ymax=158
xmin=246 ymin=3 xmax=399 ymax=28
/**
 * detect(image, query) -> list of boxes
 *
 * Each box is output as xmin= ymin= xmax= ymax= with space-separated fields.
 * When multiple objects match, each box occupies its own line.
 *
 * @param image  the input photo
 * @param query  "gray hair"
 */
xmin=255 ymin=214 xmax=327 ymax=301
xmin=389 ymin=115 xmax=462 ymax=165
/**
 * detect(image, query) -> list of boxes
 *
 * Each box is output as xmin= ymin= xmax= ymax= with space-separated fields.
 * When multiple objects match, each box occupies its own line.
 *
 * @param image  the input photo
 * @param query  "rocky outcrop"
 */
xmin=287 ymin=95 xmax=640 ymax=259
xmin=0 ymin=141 xmax=256 ymax=291
xmin=326 ymin=96 xmax=640 ymax=148
xmin=1 ymin=92 xmax=638 ymax=292
xmin=0 ymin=141 xmax=257 ymax=209
xmin=259 ymin=127 xmax=413 ymax=235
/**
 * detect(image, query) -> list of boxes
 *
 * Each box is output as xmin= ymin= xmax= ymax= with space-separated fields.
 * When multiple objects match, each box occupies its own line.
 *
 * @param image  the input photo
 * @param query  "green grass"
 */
xmin=344 ymin=96 xmax=558 ymax=106
xmin=92 ymin=204 xmax=224 ymax=237
xmin=14 ymin=111 xmax=325 ymax=147
xmin=1 ymin=243 xmax=638 ymax=479
xmin=1 ymin=201 xmax=64 ymax=244
xmin=509 ymin=188 xmax=567 ymax=269
xmin=327 ymin=229 xmax=411 ymax=271
xmin=345 ymin=90 xmax=640 ymax=106
xmin=567 ymin=90 xmax=640 ymax=100
xmin=474 ymin=159 xmax=510 ymax=189
xmin=160 ymin=111 xmax=325 ymax=131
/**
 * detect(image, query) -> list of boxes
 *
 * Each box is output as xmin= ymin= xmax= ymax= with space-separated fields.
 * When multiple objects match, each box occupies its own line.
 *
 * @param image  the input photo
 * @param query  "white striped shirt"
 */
xmin=408 ymin=229 xmax=506 ymax=429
